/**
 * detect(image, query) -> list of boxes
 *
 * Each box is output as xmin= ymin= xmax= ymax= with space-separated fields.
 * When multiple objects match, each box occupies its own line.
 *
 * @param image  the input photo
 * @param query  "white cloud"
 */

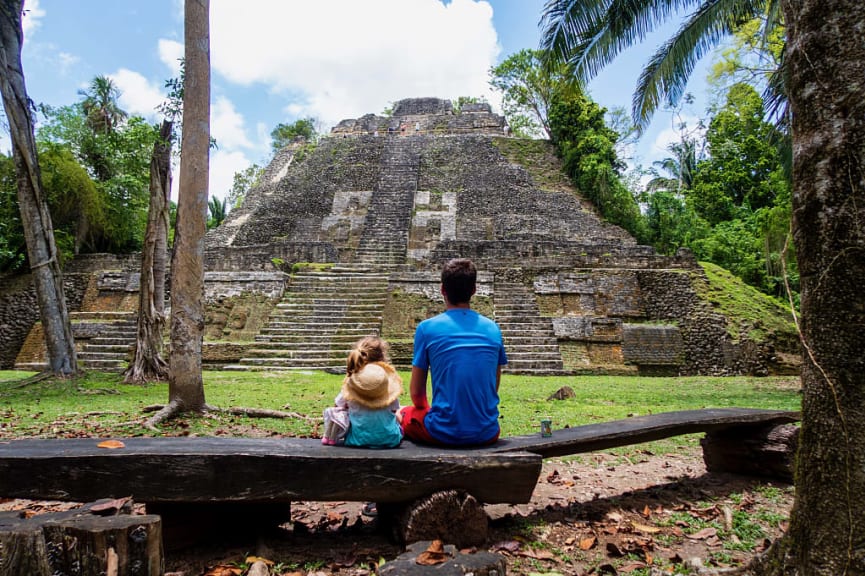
xmin=209 ymin=149 xmax=252 ymax=202
xmin=646 ymin=114 xmax=704 ymax=163
xmin=57 ymin=52 xmax=79 ymax=72
xmin=210 ymin=0 xmax=500 ymax=128
xmin=158 ymin=39 xmax=183 ymax=77
xmin=21 ymin=0 xmax=45 ymax=40
xmin=111 ymin=68 xmax=166 ymax=121
xmin=212 ymin=96 xmax=253 ymax=151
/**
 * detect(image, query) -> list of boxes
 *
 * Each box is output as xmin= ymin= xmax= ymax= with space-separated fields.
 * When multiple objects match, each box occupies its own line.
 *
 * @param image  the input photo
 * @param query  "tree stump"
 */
xmin=379 ymin=540 xmax=507 ymax=576
xmin=701 ymin=423 xmax=799 ymax=482
xmin=383 ymin=490 xmax=489 ymax=549
xmin=0 ymin=501 xmax=162 ymax=576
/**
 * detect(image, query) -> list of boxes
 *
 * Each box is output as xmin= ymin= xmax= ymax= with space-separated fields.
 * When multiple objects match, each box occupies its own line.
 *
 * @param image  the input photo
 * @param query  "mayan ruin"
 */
xmin=0 ymin=98 xmax=798 ymax=377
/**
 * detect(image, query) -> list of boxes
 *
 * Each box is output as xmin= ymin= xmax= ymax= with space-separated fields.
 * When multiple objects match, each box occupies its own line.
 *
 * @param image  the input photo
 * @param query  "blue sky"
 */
xmin=14 ymin=0 xmax=713 ymax=201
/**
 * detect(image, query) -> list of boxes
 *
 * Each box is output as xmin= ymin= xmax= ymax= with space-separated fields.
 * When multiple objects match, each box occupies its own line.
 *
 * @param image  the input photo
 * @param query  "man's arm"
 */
xmin=409 ymin=366 xmax=430 ymax=409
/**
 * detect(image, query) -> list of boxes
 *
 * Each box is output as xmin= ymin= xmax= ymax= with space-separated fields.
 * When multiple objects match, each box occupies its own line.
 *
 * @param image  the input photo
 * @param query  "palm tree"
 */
xmin=645 ymin=138 xmax=699 ymax=194
xmin=540 ymin=0 xmax=782 ymax=131
xmin=78 ymin=75 xmax=128 ymax=135
xmin=207 ymin=196 xmax=226 ymax=229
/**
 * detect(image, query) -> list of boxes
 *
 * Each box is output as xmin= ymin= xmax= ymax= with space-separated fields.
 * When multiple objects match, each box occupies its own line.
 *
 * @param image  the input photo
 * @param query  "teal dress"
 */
xmin=343 ymin=400 xmax=403 ymax=449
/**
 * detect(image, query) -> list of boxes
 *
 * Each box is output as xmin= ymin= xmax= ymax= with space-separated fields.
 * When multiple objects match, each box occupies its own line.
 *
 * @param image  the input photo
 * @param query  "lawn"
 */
xmin=0 ymin=370 xmax=800 ymax=455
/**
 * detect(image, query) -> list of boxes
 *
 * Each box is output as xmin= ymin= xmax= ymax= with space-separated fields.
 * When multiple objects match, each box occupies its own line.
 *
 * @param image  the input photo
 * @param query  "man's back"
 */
xmin=413 ymin=308 xmax=507 ymax=445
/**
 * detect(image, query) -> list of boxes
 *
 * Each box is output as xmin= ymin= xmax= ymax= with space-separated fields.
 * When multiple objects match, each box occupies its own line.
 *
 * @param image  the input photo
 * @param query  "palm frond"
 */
xmin=632 ymin=0 xmax=765 ymax=131
xmin=763 ymin=49 xmax=789 ymax=131
xmin=541 ymin=0 xmax=704 ymax=82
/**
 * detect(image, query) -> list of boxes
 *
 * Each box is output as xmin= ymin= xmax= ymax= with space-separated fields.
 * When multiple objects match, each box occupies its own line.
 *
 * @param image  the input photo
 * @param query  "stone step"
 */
xmin=70 ymin=312 xmax=137 ymax=321
xmin=85 ymin=344 xmax=133 ymax=353
xmin=223 ymin=363 xmax=343 ymax=372
xmin=88 ymin=337 xmax=136 ymax=346
xmin=233 ymin=357 xmax=345 ymax=368
xmin=244 ymin=349 xmax=347 ymax=360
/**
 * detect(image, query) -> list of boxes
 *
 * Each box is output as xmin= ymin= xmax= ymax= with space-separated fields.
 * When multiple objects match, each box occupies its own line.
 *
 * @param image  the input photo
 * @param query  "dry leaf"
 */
xmin=492 ymin=540 xmax=522 ymax=553
xmin=518 ymin=548 xmax=556 ymax=560
xmin=245 ymin=556 xmax=273 ymax=566
xmin=631 ymin=522 xmax=661 ymax=534
xmin=620 ymin=562 xmax=647 ymax=572
xmin=97 ymin=440 xmax=125 ymax=449
xmin=687 ymin=527 xmax=718 ymax=540
xmin=606 ymin=542 xmax=624 ymax=557
xmin=579 ymin=536 xmax=597 ymax=550
xmin=641 ymin=505 xmax=651 ymax=517
xmin=91 ymin=497 xmax=132 ymax=515
xmin=416 ymin=539 xmax=450 ymax=566
xmin=607 ymin=511 xmax=623 ymax=522
xmin=203 ymin=566 xmax=241 ymax=576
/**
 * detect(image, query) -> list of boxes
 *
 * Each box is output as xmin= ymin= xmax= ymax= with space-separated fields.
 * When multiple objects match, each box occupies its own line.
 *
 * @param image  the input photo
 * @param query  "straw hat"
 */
xmin=341 ymin=361 xmax=403 ymax=409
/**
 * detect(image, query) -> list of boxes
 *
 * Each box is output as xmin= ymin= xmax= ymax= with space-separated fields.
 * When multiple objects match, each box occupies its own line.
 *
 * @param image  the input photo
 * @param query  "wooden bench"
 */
xmin=0 ymin=408 xmax=799 ymax=565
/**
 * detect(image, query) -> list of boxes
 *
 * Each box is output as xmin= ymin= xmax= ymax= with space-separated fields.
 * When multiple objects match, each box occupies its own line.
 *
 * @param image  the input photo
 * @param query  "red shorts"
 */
xmin=399 ymin=405 xmax=500 ymax=447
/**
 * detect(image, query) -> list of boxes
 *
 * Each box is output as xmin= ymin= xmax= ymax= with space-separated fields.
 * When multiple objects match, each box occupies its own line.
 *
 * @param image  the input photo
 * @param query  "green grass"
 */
xmin=0 ymin=370 xmax=800 ymax=447
xmin=697 ymin=262 xmax=797 ymax=343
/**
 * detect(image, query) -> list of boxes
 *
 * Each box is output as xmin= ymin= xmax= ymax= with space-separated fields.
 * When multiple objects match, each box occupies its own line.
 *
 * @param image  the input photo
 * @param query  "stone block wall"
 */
xmin=0 ymin=272 xmax=89 ymax=369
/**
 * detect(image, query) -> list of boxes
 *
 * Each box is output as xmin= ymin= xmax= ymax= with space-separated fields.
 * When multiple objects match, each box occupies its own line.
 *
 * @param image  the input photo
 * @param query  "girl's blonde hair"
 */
xmin=345 ymin=336 xmax=390 ymax=375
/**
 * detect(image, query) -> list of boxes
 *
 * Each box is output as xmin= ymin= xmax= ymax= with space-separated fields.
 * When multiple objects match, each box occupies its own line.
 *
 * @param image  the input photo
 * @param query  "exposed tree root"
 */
xmin=141 ymin=402 xmax=317 ymax=430
xmin=216 ymin=406 xmax=317 ymax=421
xmin=143 ymin=400 xmax=183 ymax=431
xmin=0 ymin=370 xmax=53 ymax=389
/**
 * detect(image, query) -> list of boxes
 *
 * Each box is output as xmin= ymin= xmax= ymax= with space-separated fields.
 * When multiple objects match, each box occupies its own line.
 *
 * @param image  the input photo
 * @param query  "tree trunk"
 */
xmin=0 ymin=0 xmax=76 ymax=376
xmin=755 ymin=1 xmax=865 ymax=574
xmin=124 ymin=120 xmax=172 ymax=384
xmin=168 ymin=0 xmax=209 ymax=411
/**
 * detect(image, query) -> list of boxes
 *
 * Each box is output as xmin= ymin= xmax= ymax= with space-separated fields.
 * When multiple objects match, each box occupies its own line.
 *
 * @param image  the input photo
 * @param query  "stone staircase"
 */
xmin=75 ymin=312 xmax=138 ymax=373
xmin=353 ymin=136 xmax=420 ymax=266
xmin=225 ymin=268 xmax=389 ymax=371
xmin=494 ymin=280 xmax=565 ymax=375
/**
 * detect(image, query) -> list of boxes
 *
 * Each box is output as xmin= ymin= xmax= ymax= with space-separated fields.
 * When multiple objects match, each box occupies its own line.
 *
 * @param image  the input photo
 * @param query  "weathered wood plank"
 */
xmin=485 ymin=408 xmax=800 ymax=459
xmin=0 ymin=438 xmax=542 ymax=505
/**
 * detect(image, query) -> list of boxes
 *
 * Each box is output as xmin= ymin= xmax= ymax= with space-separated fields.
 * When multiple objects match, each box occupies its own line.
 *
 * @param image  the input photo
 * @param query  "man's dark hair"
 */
xmin=441 ymin=258 xmax=476 ymax=304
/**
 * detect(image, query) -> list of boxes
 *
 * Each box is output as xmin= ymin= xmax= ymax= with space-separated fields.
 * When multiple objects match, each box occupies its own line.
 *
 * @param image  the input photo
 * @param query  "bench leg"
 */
xmin=701 ymin=423 xmax=799 ymax=482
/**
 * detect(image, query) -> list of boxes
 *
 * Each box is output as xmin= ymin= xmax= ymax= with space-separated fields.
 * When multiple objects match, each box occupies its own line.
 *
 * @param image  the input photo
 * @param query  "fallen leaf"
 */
xmin=245 ymin=556 xmax=273 ymax=566
xmin=620 ymin=562 xmax=647 ymax=572
xmin=687 ymin=527 xmax=718 ymax=540
xmin=491 ymin=540 xmax=522 ymax=553
xmin=606 ymin=542 xmax=624 ymax=557
xmin=641 ymin=505 xmax=651 ymax=517
xmin=631 ymin=522 xmax=661 ymax=534
xmin=579 ymin=536 xmax=597 ymax=550
xmin=97 ymin=440 xmax=125 ymax=449
xmin=91 ymin=497 xmax=132 ymax=515
xmin=518 ymin=548 xmax=555 ymax=560
xmin=416 ymin=539 xmax=450 ymax=566
xmin=607 ymin=511 xmax=623 ymax=522
xmin=202 ymin=566 xmax=241 ymax=576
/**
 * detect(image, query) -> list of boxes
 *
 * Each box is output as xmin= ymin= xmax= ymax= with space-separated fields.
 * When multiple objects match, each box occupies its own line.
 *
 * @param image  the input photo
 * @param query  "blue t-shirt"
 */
xmin=412 ymin=309 xmax=507 ymax=445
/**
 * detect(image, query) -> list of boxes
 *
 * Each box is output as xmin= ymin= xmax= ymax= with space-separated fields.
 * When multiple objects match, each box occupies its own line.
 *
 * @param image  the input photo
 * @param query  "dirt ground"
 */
xmin=1 ymin=444 xmax=792 ymax=576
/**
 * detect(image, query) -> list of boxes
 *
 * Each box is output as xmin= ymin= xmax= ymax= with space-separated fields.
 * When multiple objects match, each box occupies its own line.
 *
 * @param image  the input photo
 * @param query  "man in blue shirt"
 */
xmin=399 ymin=258 xmax=507 ymax=446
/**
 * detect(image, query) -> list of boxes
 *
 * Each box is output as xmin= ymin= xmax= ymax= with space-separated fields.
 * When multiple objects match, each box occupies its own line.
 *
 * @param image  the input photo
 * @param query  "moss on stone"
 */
xmin=693 ymin=262 xmax=797 ymax=345
xmin=491 ymin=137 xmax=574 ymax=193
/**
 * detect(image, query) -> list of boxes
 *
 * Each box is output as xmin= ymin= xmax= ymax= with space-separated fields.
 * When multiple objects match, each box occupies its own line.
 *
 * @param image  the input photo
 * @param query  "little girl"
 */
xmin=322 ymin=336 xmax=403 ymax=448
